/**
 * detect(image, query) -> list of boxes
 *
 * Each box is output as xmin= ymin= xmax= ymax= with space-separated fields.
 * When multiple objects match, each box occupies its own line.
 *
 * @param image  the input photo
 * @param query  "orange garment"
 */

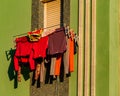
xmin=54 ymin=55 xmax=62 ymax=76
xmin=17 ymin=66 xmax=21 ymax=82
xmin=34 ymin=64 xmax=41 ymax=80
xmin=69 ymin=37 xmax=74 ymax=72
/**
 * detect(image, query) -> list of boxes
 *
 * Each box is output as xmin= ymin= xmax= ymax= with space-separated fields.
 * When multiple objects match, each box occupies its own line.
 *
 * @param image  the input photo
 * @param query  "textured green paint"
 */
xmin=109 ymin=0 xmax=119 ymax=96
xmin=0 ymin=0 xmax=31 ymax=96
xmin=96 ymin=0 xmax=109 ymax=96
xmin=69 ymin=0 xmax=78 ymax=96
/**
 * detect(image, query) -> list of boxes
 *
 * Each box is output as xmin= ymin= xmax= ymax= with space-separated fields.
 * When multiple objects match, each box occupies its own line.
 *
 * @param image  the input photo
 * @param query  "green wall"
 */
xmin=0 ymin=0 xmax=119 ymax=96
xmin=96 ymin=0 xmax=119 ymax=96
xmin=70 ymin=0 xmax=79 ymax=96
xmin=96 ymin=0 xmax=109 ymax=96
xmin=0 ymin=0 xmax=31 ymax=96
xmin=109 ymin=0 xmax=119 ymax=96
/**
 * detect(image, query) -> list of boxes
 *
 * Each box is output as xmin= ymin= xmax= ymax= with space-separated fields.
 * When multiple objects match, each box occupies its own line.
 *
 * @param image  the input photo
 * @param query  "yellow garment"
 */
xmin=28 ymin=29 xmax=43 ymax=41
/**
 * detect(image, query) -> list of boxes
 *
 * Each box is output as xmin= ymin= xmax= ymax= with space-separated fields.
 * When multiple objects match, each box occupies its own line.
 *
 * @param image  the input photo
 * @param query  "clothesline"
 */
xmin=13 ymin=24 xmax=67 ymax=37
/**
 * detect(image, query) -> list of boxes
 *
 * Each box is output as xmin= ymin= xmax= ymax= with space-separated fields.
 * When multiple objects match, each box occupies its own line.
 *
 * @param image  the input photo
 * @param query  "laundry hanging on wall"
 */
xmin=13 ymin=26 xmax=78 ymax=87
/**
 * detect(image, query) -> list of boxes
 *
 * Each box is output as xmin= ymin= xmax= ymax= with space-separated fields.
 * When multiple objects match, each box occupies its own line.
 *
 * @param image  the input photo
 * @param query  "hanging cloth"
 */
xmin=32 ymin=36 xmax=48 ymax=59
xmin=69 ymin=30 xmax=75 ymax=72
xmin=47 ymin=27 xmax=67 ymax=55
xmin=28 ymin=29 xmax=43 ymax=42
xmin=14 ymin=36 xmax=35 ymax=71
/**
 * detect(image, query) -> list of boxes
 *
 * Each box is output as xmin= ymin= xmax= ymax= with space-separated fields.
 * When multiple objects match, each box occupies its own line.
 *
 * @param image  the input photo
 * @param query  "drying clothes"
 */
xmin=41 ymin=29 xmax=55 ymax=37
xmin=63 ymin=31 xmax=75 ymax=73
xmin=13 ymin=26 xmax=77 ymax=86
xmin=47 ymin=27 xmax=67 ymax=55
xmin=54 ymin=54 xmax=62 ymax=76
xmin=17 ymin=66 xmax=21 ymax=82
xmin=34 ymin=59 xmax=45 ymax=82
xmin=69 ymin=33 xmax=74 ymax=72
xmin=40 ymin=60 xmax=45 ymax=82
xmin=32 ymin=36 xmax=48 ymax=59
xmin=63 ymin=37 xmax=70 ymax=74
xmin=14 ymin=36 xmax=35 ymax=71
xmin=50 ymin=57 xmax=56 ymax=76
xmin=14 ymin=36 xmax=32 ymax=56
xmin=74 ymin=34 xmax=79 ymax=54
xmin=19 ymin=57 xmax=29 ymax=63
xmin=34 ymin=63 xmax=41 ymax=80
xmin=28 ymin=29 xmax=43 ymax=42
xmin=50 ymin=54 xmax=62 ymax=76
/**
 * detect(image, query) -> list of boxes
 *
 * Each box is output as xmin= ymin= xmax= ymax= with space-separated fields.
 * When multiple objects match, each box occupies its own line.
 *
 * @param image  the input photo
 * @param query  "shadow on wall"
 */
xmin=5 ymin=48 xmax=30 ymax=89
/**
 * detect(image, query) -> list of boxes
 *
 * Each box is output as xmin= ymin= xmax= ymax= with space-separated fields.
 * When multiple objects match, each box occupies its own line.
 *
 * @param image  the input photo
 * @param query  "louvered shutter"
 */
xmin=44 ymin=0 xmax=61 ymax=30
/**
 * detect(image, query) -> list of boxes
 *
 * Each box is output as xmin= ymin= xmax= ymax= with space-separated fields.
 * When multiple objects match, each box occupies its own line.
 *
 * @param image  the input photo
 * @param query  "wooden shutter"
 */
xmin=44 ymin=0 xmax=61 ymax=30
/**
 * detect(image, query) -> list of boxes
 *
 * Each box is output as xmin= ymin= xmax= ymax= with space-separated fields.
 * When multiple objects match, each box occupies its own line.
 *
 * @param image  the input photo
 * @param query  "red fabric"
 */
xmin=14 ymin=55 xmax=19 ymax=71
xmin=32 ymin=36 xmax=48 ymax=58
xmin=14 ymin=36 xmax=48 ymax=71
xmin=14 ymin=36 xmax=35 ymax=71
xmin=20 ymin=57 xmax=29 ymax=63
xmin=15 ymin=36 xmax=33 ymax=56
xmin=29 ymin=50 xmax=35 ymax=70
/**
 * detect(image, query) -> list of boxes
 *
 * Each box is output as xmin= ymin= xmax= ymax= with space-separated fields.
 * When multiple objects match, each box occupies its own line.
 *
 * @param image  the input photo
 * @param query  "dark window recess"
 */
xmin=40 ymin=0 xmax=56 ymax=3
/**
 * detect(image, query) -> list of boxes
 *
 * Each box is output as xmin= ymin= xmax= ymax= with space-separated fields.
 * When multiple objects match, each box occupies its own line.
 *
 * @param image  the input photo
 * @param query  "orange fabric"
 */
xmin=17 ymin=66 xmax=21 ymax=82
xmin=69 ymin=38 xmax=74 ymax=72
xmin=34 ymin=64 xmax=41 ymax=80
xmin=54 ymin=55 xmax=62 ymax=76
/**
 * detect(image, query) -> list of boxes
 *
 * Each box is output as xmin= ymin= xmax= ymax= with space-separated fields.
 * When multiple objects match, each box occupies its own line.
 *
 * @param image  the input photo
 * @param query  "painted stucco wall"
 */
xmin=70 ymin=0 xmax=79 ymax=96
xmin=96 ymin=0 xmax=109 ymax=96
xmin=0 ymin=0 xmax=119 ymax=96
xmin=109 ymin=0 xmax=119 ymax=96
xmin=96 ymin=0 xmax=119 ymax=96
xmin=0 ymin=0 xmax=31 ymax=96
